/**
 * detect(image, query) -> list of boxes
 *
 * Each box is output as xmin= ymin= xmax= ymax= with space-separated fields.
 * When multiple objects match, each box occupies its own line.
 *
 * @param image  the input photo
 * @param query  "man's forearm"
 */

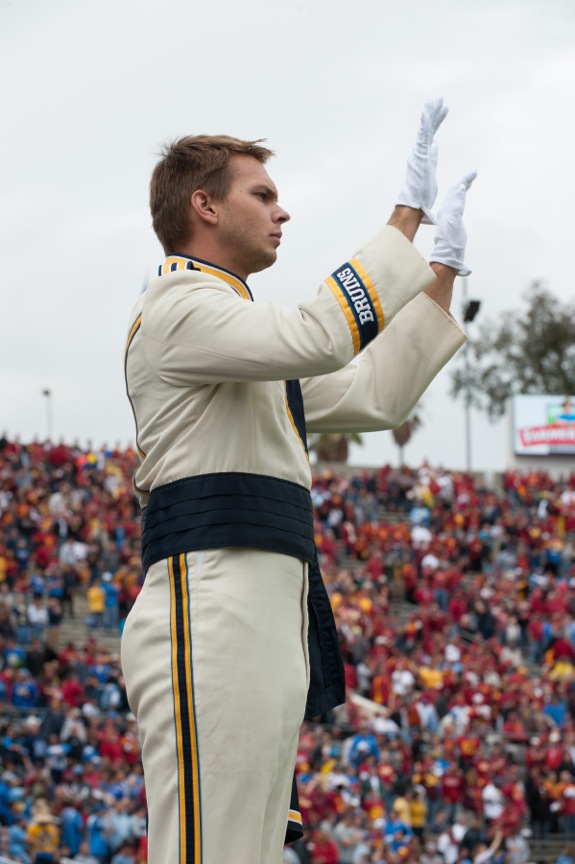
xmin=387 ymin=205 xmax=423 ymax=243
xmin=425 ymin=261 xmax=458 ymax=313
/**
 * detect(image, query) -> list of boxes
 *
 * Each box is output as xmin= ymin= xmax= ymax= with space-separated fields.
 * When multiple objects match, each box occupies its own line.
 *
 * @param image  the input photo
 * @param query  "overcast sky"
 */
xmin=1 ymin=0 xmax=574 ymax=472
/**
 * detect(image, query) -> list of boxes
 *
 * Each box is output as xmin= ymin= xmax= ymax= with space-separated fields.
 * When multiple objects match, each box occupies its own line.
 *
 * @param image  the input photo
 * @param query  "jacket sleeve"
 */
xmin=301 ymin=292 xmax=466 ymax=432
xmin=140 ymin=226 xmax=435 ymax=385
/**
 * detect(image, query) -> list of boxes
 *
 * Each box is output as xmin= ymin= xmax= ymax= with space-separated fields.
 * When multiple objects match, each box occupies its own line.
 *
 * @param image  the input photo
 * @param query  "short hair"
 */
xmin=150 ymin=135 xmax=274 ymax=254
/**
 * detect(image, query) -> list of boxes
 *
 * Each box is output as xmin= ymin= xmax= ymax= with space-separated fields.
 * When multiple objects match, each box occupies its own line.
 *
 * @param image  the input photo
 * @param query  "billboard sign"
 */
xmin=512 ymin=394 xmax=575 ymax=456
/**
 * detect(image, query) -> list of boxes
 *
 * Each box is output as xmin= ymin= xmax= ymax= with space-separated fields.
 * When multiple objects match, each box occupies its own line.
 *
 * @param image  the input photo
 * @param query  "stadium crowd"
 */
xmin=0 ymin=435 xmax=575 ymax=863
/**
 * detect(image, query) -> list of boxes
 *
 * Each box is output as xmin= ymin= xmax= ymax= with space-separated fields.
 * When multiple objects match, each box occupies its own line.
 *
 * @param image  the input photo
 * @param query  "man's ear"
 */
xmin=191 ymin=190 xmax=218 ymax=225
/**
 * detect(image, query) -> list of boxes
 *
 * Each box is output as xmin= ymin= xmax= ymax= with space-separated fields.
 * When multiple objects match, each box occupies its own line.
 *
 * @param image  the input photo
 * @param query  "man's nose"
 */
xmin=275 ymin=205 xmax=290 ymax=224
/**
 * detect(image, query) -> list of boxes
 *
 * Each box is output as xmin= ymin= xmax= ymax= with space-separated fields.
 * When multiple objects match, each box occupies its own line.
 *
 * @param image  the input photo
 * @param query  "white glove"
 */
xmin=430 ymin=171 xmax=477 ymax=276
xmin=396 ymin=98 xmax=448 ymax=224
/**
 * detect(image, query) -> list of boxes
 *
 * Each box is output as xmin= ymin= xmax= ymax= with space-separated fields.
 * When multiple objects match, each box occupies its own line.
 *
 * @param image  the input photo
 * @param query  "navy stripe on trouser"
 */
xmin=169 ymin=553 xmax=202 ymax=862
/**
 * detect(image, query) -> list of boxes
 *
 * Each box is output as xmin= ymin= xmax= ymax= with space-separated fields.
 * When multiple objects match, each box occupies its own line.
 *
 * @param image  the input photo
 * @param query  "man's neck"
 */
xmin=176 ymin=241 xmax=248 ymax=282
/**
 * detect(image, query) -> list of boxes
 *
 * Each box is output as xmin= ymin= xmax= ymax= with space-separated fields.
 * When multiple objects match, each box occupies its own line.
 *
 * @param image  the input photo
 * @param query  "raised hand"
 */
xmin=431 ymin=171 xmax=477 ymax=276
xmin=396 ymin=98 xmax=449 ymax=224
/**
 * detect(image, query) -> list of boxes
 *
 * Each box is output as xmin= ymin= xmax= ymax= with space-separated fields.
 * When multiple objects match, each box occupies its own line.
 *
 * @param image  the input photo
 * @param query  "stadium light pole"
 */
xmin=41 ymin=388 xmax=53 ymax=441
xmin=462 ymin=279 xmax=481 ymax=473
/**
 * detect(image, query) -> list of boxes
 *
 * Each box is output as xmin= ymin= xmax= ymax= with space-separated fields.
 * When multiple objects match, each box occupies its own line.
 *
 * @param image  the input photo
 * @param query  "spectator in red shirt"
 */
xmin=502 ymin=711 xmax=529 ymax=745
xmin=310 ymin=826 xmax=339 ymax=863
xmin=98 ymin=722 xmax=124 ymax=765
xmin=61 ymin=672 xmax=85 ymax=708
xmin=441 ymin=763 xmax=464 ymax=822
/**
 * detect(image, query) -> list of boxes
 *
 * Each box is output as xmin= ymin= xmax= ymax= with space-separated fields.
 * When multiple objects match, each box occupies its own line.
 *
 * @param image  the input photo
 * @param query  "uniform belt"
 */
xmin=140 ymin=471 xmax=315 ymax=573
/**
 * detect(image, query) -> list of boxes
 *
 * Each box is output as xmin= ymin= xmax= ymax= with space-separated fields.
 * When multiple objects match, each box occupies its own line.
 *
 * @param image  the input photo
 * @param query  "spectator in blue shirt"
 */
xmin=86 ymin=809 xmax=110 ymax=864
xmin=102 ymin=574 xmax=119 ymax=633
xmin=8 ymin=812 xmax=31 ymax=864
xmin=11 ymin=669 xmax=40 ymax=709
xmin=383 ymin=809 xmax=413 ymax=851
xmin=543 ymin=692 xmax=567 ymax=728
xmin=60 ymin=800 xmax=84 ymax=858
xmin=347 ymin=723 xmax=380 ymax=769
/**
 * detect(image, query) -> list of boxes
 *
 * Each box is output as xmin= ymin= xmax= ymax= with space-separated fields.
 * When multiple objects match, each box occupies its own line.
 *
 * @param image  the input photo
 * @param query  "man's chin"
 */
xmin=250 ymin=251 xmax=278 ymax=275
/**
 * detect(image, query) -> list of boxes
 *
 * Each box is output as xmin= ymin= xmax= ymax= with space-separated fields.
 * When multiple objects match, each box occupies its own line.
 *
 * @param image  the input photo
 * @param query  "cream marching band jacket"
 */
xmin=124 ymin=223 xmax=465 ymax=717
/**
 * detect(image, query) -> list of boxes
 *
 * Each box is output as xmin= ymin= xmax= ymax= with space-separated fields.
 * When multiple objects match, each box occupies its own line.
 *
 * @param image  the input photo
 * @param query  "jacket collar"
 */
xmin=158 ymin=254 xmax=253 ymax=301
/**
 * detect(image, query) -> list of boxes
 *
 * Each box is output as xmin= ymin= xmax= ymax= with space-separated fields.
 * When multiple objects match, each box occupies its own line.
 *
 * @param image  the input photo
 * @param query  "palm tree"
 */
xmin=309 ymin=432 xmax=363 ymax=463
xmin=391 ymin=406 xmax=423 ymax=466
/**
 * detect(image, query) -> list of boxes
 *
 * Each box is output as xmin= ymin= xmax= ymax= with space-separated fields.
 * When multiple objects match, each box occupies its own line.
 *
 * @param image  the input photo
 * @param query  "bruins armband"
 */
xmin=325 ymin=259 xmax=384 ymax=355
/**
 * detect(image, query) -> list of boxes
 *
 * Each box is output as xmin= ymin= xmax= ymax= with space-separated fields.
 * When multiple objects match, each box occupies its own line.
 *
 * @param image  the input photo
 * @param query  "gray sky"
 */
xmin=1 ymin=0 xmax=574 ymax=471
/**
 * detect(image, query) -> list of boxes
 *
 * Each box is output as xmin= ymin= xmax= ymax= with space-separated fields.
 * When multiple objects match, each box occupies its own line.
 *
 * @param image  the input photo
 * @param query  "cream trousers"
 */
xmin=121 ymin=547 xmax=309 ymax=864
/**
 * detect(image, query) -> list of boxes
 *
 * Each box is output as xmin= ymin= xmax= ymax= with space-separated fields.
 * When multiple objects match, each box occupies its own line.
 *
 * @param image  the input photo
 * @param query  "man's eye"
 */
xmin=256 ymin=193 xmax=267 ymax=201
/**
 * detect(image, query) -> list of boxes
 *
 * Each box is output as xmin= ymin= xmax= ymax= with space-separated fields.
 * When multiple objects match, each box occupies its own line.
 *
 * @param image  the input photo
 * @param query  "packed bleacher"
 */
xmin=1 ymin=435 xmax=575 ymax=863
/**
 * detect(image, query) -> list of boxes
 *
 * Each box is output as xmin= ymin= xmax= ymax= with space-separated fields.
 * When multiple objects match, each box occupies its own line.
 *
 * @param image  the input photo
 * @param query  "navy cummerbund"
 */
xmin=141 ymin=471 xmax=315 ymax=573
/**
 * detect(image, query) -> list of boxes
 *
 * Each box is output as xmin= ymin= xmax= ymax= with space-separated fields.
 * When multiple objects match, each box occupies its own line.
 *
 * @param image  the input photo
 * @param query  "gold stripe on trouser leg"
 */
xmin=169 ymin=553 xmax=202 ymax=863
xmin=120 ymin=553 xmax=203 ymax=863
